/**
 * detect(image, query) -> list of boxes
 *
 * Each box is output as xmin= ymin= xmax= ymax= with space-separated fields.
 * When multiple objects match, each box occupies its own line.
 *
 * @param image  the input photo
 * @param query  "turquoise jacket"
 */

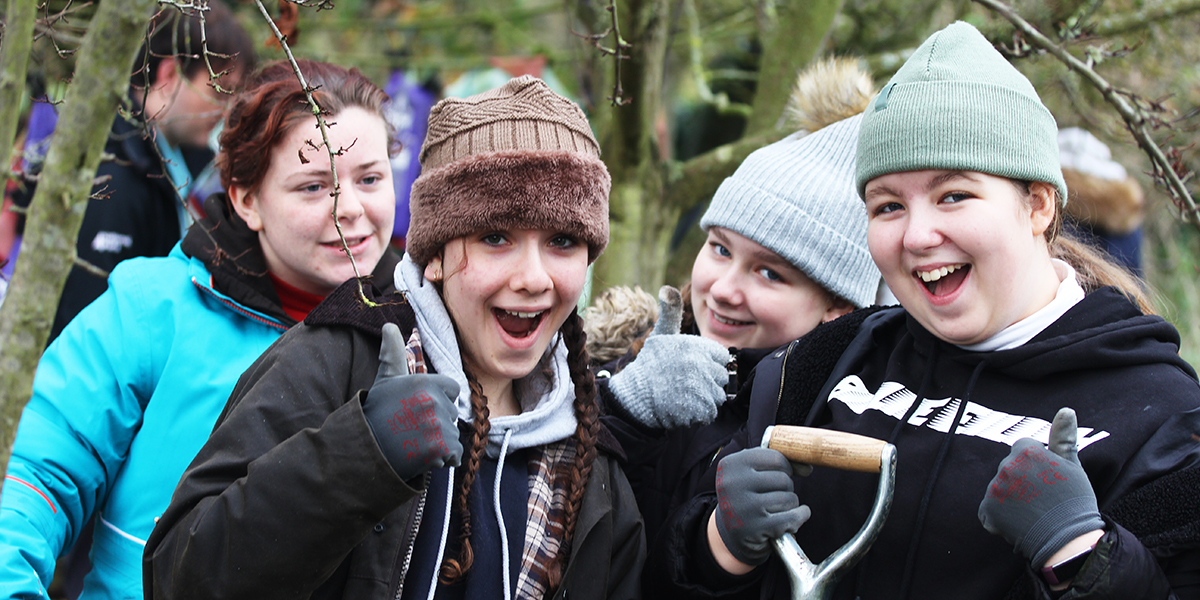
xmin=0 ymin=194 xmax=398 ymax=600
xmin=0 ymin=242 xmax=289 ymax=600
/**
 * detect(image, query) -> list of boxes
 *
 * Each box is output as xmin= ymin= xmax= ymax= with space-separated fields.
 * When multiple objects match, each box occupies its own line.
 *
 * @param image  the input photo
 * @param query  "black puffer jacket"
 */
xmin=647 ymin=288 xmax=1200 ymax=600
xmin=15 ymin=112 xmax=213 ymax=342
xmin=144 ymin=279 xmax=645 ymax=600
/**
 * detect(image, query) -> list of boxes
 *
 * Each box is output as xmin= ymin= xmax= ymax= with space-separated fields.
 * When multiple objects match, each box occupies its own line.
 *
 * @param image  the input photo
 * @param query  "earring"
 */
xmin=428 ymin=267 xmax=443 ymax=282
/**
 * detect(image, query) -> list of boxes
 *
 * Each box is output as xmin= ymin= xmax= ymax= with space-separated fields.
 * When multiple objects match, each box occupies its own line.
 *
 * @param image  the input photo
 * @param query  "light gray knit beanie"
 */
xmin=855 ymin=21 xmax=1067 ymax=204
xmin=700 ymin=112 xmax=880 ymax=308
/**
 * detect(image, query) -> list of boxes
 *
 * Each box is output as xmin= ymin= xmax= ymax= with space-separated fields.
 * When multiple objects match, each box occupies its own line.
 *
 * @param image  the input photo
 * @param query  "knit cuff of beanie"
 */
xmin=855 ymin=79 xmax=1065 ymax=203
xmin=405 ymin=75 xmax=611 ymax=266
xmin=854 ymin=21 xmax=1068 ymax=205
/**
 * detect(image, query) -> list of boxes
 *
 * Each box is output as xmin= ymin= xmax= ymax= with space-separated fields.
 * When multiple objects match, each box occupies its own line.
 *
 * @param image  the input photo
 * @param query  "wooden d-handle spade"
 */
xmin=761 ymin=426 xmax=897 ymax=600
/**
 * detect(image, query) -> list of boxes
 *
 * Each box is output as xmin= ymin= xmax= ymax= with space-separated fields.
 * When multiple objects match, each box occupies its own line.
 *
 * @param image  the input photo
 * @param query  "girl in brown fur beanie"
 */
xmin=145 ymin=76 xmax=643 ymax=600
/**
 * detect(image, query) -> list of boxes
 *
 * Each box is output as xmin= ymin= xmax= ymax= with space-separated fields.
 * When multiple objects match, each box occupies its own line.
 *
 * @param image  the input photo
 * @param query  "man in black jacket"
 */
xmin=16 ymin=1 xmax=256 ymax=343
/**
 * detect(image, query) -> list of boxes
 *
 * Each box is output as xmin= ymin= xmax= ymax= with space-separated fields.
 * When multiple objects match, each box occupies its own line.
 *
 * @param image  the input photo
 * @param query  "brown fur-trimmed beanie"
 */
xmin=406 ymin=75 xmax=611 ymax=266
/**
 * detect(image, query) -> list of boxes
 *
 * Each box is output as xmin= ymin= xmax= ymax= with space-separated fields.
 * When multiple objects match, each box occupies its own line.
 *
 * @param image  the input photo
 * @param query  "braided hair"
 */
xmin=438 ymin=310 xmax=601 ymax=592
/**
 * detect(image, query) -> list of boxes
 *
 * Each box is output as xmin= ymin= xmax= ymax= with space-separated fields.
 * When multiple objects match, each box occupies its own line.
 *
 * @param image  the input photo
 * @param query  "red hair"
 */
xmin=217 ymin=59 xmax=392 ymax=194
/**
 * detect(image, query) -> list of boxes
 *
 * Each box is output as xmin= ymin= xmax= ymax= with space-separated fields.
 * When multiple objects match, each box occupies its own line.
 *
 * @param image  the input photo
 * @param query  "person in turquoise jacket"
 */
xmin=0 ymin=59 xmax=399 ymax=600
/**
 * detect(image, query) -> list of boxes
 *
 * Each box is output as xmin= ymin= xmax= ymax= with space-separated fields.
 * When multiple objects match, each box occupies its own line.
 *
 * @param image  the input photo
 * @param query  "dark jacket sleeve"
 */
xmin=644 ymin=492 xmax=766 ymax=600
xmin=50 ymin=140 xmax=186 ymax=342
xmin=570 ymin=454 xmax=647 ymax=600
xmin=143 ymin=323 xmax=419 ymax=600
xmin=1044 ymin=519 xmax=1180 ymax=600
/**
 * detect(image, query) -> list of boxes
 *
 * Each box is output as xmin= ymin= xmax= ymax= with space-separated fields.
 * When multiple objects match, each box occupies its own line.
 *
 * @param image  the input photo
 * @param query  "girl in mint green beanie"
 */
xmin=651 ymin=21 xmax=1200 ymax=600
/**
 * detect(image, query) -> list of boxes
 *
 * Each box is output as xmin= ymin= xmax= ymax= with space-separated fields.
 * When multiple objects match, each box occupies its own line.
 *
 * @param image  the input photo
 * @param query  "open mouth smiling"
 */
xmin=493 ymin=308 xmax=546 ymax=339
xmin=915 ymin=263 xmax=970 ymax=296
xmin=712 ymin=312 xmax=752 ymax=326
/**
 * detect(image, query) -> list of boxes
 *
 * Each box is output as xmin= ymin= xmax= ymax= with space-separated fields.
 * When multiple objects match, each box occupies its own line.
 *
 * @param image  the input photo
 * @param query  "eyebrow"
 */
xmin=711 ymin=229 xmax=797 ymax=271
xmin=928 ymin=170 xmax=974 ymax=190
xmin=286 ymin=159 xmax=387 ymax=179
xmin=865 ymin=170 xmax=980 ymax=201
xmin=864 ymin=185 xmax=898 ymax=202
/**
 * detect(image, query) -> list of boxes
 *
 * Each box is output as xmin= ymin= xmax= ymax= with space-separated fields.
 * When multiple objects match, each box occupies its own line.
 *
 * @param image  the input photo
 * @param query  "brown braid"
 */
xmin=438 ymin=373 xmax=491 ymax=584
xmin=545 ymin=311 xmax=601 ymax=593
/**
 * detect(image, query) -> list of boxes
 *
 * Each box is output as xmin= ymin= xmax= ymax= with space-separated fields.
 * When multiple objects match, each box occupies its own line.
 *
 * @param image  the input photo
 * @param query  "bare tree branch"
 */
xmin=572 ymin=0 xmax=631 ymax=106
xmin=975 ymin=0 xmax=1200 ymax=228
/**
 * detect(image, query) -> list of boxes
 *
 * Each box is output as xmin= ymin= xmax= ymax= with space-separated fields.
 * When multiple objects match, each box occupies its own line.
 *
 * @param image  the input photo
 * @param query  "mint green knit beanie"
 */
xmin=855 ymin=21 xmax=1067 ymax=204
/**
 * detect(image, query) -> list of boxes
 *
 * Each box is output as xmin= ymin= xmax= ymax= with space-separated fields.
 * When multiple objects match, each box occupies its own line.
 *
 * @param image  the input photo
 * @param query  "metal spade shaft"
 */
xmin=761 ymin=426 xmax=898 ymax=600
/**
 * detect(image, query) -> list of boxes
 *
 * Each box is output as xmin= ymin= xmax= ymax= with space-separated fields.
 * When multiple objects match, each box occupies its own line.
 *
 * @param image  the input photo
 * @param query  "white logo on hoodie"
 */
xmin=828 ymin=375 xmax=1110 ymax=451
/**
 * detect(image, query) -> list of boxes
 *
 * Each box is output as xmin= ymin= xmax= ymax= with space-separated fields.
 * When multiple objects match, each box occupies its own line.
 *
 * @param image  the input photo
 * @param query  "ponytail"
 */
xmin=1050 ymin=232 xmax=1155 ymax=315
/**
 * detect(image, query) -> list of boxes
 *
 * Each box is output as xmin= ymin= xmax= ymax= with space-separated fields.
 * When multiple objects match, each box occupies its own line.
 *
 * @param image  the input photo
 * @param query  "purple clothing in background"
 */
xmin=24 ymin=102 xmax=58 ymax=164
xmin=383 ymin=71 xmax=436 ymax=246
xmin=3 ymin=102 xmax=59 ymax=281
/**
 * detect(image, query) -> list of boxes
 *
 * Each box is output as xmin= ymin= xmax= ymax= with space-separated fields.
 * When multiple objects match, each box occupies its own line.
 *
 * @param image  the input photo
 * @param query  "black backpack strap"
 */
xmin=762 ymin=305 xmax=896 ymax=428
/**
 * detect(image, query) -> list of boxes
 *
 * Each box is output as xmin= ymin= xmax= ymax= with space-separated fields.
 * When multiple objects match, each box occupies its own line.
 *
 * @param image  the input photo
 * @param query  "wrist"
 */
xmin=1041 ymin=529 xmax=1104 ymax=590
xmin=707 ymin=510 xmax=755 ymax=575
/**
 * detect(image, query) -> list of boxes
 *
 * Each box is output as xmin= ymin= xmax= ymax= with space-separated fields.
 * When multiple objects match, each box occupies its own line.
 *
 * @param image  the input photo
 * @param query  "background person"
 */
xmin=13 ymin=2 xmax=257 ymax=343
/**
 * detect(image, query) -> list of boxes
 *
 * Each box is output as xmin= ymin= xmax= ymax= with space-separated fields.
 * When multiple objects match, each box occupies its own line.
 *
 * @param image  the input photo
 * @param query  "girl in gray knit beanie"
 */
xmin=597 ymin=58 xmax=882 ymax=433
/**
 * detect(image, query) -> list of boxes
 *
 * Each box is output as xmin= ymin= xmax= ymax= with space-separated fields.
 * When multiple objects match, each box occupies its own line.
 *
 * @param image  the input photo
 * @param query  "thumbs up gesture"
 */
xmin=978 ymin=408 xmax=1105 ymax=570
xmin=362 ymin=323 xmax=464 ymax=481
xmin=606 ymin=286 xmax=733 ymax=429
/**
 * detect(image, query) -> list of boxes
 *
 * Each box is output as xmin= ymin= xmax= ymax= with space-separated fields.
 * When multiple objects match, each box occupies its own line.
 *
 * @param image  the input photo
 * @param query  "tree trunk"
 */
xmin=591 ymin=0 xmax=672 ymax=291
xmin=593 ymin=0 xmax=845 ymax=292
xmin=0 ymin=0 xmax=37 ymax=186
xmin=0 ymin=0 xmax=158 ymax=481
xmin=745 ymin=0 xmax=846 ymax=136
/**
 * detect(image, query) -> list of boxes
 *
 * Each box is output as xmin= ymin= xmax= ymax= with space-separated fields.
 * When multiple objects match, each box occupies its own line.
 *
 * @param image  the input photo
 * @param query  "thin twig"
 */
xmin=975 ymin=0 xmax=1200 ymax=227
xmin=571 ymin=0 xmax=631 ymax=105
xmin=252 ymin=0 xmax=375 ymax=304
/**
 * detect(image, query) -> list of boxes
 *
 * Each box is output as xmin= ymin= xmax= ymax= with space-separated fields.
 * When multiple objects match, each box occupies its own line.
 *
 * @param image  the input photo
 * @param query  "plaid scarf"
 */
xmin=514 ymin=439 xmax=576 ymax=599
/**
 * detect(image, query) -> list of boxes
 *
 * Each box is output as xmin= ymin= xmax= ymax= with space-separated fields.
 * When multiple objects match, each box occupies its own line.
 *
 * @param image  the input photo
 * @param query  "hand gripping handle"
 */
xmin=761 ymin=426 xmax=897 ymax=600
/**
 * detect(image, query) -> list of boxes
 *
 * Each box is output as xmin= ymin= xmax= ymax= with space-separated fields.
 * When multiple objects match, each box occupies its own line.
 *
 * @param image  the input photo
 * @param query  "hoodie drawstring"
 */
xmin=494 ymin=429 xmax=514 ymax=600
xmin=425 ymin=466 xmax=457 ymax=600
xmin=894 ymin=358 xmax=987 ymax=600
xmin=853 ymin=344 xmax=944 ymax=597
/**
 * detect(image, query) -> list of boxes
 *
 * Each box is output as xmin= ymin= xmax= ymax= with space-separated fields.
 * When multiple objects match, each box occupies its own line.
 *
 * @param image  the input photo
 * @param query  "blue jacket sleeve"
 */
xmin=0 ymin=277 xmax=152 ymax=596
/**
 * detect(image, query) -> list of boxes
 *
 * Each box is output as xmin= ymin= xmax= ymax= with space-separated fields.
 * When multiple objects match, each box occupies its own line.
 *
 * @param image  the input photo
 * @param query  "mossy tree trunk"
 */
xmin=588 ymin=0 xmax=845 ymax=292
xmin=0 ymin=0 xmax=158 ymax=481
xmin=0 ymin=0 xmax=37 ymax=188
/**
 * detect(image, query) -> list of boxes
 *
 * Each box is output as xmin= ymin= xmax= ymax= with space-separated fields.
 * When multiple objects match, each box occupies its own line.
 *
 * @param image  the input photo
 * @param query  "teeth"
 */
xmin=714 ymin=313 xmax=749 ymax=326
xmin=504 ymin=310 xmax=543 ymax=319
xmin=918 ymin=264 xmax=962 ymax=282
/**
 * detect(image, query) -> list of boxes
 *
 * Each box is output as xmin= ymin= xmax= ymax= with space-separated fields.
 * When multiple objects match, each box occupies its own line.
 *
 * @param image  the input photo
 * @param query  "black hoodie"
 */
xmin=648 ymin=287 xmax=1200 ymax=600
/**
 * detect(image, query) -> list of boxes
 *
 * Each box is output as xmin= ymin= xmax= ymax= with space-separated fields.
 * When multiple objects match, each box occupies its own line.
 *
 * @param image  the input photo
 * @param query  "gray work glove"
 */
xmin=978 ymin=408 xmax=1105 ymax=568
xmin=607 ymin=285 xmax=732 ymax=429
xmin=714 ymin=447 xmax=812 ymax=566
xmin=363 ymin=323 xmax=463 ymax=482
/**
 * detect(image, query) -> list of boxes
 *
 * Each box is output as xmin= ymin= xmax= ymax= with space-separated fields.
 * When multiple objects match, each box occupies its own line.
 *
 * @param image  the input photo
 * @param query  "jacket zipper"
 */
xmin=709 ymin=340 xmax=799 ymax=469
xmin=775 ymin=340 xmax=797 ymax=422
xmin=394 ymin=476 xmax=430 ymax=600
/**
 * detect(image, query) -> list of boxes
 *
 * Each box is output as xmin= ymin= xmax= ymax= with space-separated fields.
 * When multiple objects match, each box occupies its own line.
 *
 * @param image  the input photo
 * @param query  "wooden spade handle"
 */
xmin=765 ymin=426 xmax=888 ymax=473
